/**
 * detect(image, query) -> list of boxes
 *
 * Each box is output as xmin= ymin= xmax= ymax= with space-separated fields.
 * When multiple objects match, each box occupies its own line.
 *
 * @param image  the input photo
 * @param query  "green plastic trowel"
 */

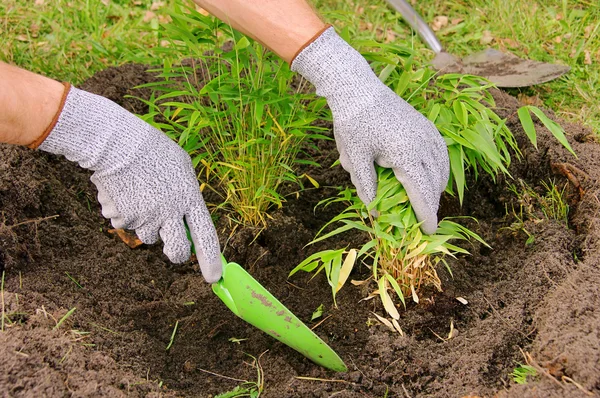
xmin=211 ymin=258 xmax=347 ymax=372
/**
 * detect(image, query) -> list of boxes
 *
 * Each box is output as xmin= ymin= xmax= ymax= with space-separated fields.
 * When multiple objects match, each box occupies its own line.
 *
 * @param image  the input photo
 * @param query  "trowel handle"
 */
xmin=386 ymin=0 xmax=443 ymax=54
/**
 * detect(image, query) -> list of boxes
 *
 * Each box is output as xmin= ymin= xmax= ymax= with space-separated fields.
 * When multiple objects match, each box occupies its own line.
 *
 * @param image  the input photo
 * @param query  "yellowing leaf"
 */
xmin=405 ymin=241 xmax=427 ymax=260
xmin=392 ymin=318 xmax=404 ymax=336
xmin=378 ymin=277 xmax=400 ymax=320
xmin=371 ymin=312 xmax=395 ymax=332
xmin=171 ymin=107 xmax=183 ymax=120
xmin=407 ymin=229 xmax=422 ymax=250
xmin=108 ymin=229 xmax=143 ymax=249
xmin=336 ymin=249 xmax=357 ymax=293
xmin=448 ymin=319 xmax=458 ymax=339
xmin=304 ymin=174 xmax=320 ymax=188
xmin=411 ymin=284 xmax=419 ymax=304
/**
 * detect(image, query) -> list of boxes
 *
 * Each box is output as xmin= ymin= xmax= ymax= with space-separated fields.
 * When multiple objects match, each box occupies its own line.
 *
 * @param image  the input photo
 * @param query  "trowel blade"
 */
xmin=433 ymin=49 xmax=570 ymax=88
xmin=212 ymin=260 xmax=347 ymax=372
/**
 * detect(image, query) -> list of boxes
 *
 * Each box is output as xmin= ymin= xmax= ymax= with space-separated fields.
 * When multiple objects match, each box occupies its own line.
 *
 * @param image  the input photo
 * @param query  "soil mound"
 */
xmin=0 ymin=64 xmax=598 ymax=397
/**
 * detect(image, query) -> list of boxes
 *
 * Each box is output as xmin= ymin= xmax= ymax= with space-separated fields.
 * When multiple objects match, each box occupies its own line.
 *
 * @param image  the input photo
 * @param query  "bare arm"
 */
xmin=192 ymin=0 xmax=326 ymax=63
xmin=0 ymin=1 xmax=324 ymax=145
xmin=0 ymin=61 xmax=65 ymax=146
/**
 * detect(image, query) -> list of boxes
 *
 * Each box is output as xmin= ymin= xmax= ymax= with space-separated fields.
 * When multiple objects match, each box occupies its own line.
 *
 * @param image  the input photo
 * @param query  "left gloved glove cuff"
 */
xmin=28 ymin=82 xmax=71 ymax=149
xmin=290 ymin=27 xmax=382 ymax=116
xmin=37 ymin=86 xmax=152 ymax=172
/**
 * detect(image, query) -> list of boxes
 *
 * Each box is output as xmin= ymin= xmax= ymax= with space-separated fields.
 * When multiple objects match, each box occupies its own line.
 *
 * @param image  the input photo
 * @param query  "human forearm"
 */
xmin=192 ymin=0 xmax=326 ymax=63
xmin=0 ymin=62 xmax=65 ymax=146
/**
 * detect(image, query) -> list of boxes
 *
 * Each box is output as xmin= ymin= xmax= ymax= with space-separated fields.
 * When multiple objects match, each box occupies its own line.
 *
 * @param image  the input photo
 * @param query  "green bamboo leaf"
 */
xmin=428 ymin=103 xmax=441 ymax=123
xmin=310 ymin=224 xmax=354 ymax=244
xmin=385 ymin=273 xmax=406 ymax=308
xmin=448 ymin=145 xmax=465 ymax=204
xmin=330 ymin=252 xmax=343 ymax=303
xmin=453 ymin=100 xmax=468 ymax=127
xmin=517 ymin=106 xmax=537 ymax=149
xmin=289 ymin=250 xmax=335 ymax=277
xmin=528 ymin=107 xmax=577 ymax=157
xmin=357 ymin=239 xmax=378 ymax=258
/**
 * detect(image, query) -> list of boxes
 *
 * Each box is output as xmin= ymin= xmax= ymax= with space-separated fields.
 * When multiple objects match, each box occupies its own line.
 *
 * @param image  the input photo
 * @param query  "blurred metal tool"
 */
xmin=386 ymin=0 xmax=570 ymax=87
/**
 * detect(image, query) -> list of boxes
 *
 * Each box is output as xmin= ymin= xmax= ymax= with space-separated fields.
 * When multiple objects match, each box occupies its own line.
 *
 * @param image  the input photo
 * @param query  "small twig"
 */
xmin=310 ymin=314 xmax=333 ymax=330
xmin=382 ymin=357 xmax=402 ymax=375
xmin=196 ymin=367 xmax=246 ymax=383
xmin=429 ymin=328 xmax=447 ymax=343
xmin=562 ymin=376 xmax=594 ymax=396
xmin=349 ymin=357 xmax=370 ymax=386
xmin=521 ymin=349 xmax=564 ymax=390
xmin=8 ymin=215 xmax=59 ymax=229
xmin=295 ymin=376 xmax=353 ymax=384
xmin=207 ymin=320 xmax=227 ymax=338
xmin=285 ymin=280 xmax=305 ymax=290
xmin=1 ymin=271 xmax=5 ymax=332
xmin=401 ymin=383 xmax=412 ymax=398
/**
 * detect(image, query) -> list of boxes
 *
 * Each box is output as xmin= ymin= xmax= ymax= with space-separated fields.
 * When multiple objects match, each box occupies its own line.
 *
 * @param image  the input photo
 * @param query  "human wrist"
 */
xmin=0 ymin=63 xmax=65 ymax=146
xmin=291 ymin=27 xmax=382 ymax=114
xmin=27 ymin=82 xmax=71 ymax=149
xmin=38 ymin=86 xmax=153 ymax=172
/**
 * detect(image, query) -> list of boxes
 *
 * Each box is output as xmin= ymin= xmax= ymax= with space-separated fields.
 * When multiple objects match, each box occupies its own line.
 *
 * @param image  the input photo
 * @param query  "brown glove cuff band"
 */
xmin=290 ymin=24 xmax=332 ymax=65
xmin=28 ymin=82 xmax=71 ymax=149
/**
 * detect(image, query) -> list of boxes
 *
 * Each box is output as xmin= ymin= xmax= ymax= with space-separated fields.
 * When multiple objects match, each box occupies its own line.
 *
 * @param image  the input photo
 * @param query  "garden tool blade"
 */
xmin=212 ymin=260 xmax=348 ymax=372
xmin=386 ymin=0 xmax=570 ymax=87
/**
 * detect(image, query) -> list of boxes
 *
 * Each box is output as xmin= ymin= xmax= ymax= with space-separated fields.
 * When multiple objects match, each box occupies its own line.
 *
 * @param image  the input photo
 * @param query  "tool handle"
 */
xmin=386 ymin=0 xmax=443 ymax=54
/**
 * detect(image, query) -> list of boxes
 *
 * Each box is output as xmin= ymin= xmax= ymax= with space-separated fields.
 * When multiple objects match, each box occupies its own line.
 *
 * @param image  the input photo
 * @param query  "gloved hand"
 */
xmin=291 ymin=27 xmax=449 ymax=234
xmin=35 ymin=85 xmax=222 ymax=283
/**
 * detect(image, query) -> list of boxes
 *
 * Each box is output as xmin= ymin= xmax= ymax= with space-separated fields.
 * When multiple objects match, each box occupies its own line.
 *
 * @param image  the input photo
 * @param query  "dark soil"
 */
xmin=1 ymin=63 xmax=599 ymax=398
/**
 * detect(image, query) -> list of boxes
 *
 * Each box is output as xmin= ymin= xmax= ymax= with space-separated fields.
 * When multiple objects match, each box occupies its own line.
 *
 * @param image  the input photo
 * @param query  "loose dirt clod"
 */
xmin=0 ymin=65 xmax=598 ymax=397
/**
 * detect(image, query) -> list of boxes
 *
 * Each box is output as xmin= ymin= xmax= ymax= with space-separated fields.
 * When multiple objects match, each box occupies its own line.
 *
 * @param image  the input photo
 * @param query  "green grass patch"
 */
xmin=3 ymin=0 xmax=595 ymax=131
xmin=316 ymin=0 xmax=599 ymax=133
xmin=0 ymin=0 xmax=170 ymax=83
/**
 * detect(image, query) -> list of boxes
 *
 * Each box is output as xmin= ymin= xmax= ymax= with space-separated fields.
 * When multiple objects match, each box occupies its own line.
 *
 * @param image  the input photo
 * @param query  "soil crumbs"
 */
xmin=1 ymin=63 xmax=599 ymax=398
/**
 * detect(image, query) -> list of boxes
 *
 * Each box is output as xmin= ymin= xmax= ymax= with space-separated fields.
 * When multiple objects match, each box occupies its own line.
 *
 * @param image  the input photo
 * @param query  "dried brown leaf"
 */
xmin=158 ymin=15 xmax=172 ymax=24
xmin=371 ymin=312 xmax=395 ymax=332
xmin=431 ymin=15 xmax=449 ymax=32
xmin=150 ymin=1 xmax=165 ymax=11
xmin=385 ymin=29 xmax=397 ymax=43
xmin=584 ymin=50 xmax=592 ymax=65
xmin=456 ymin=297 xmax=468 ymax=305
xmin=392 ymin=318 xmax=404 ymax=336
xmin=108 ymin=229 xmax=143 ymax=249
xmin=480 ymin=30 xmax=494 ymax=45
xmin=143 ymin=11 xmax=156 ymax=23
xmin=584 ymin=24 xmax=594 ymax=39
xmin=336 ymin=249 xmax=356 ymax=293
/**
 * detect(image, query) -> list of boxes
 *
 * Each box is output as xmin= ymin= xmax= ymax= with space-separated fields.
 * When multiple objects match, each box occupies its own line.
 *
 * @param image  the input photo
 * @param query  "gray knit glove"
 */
xmin=292 ymin=27 xmax=449 ymax=234
xmin=38 ymin=86 xmax=222 ymax=283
